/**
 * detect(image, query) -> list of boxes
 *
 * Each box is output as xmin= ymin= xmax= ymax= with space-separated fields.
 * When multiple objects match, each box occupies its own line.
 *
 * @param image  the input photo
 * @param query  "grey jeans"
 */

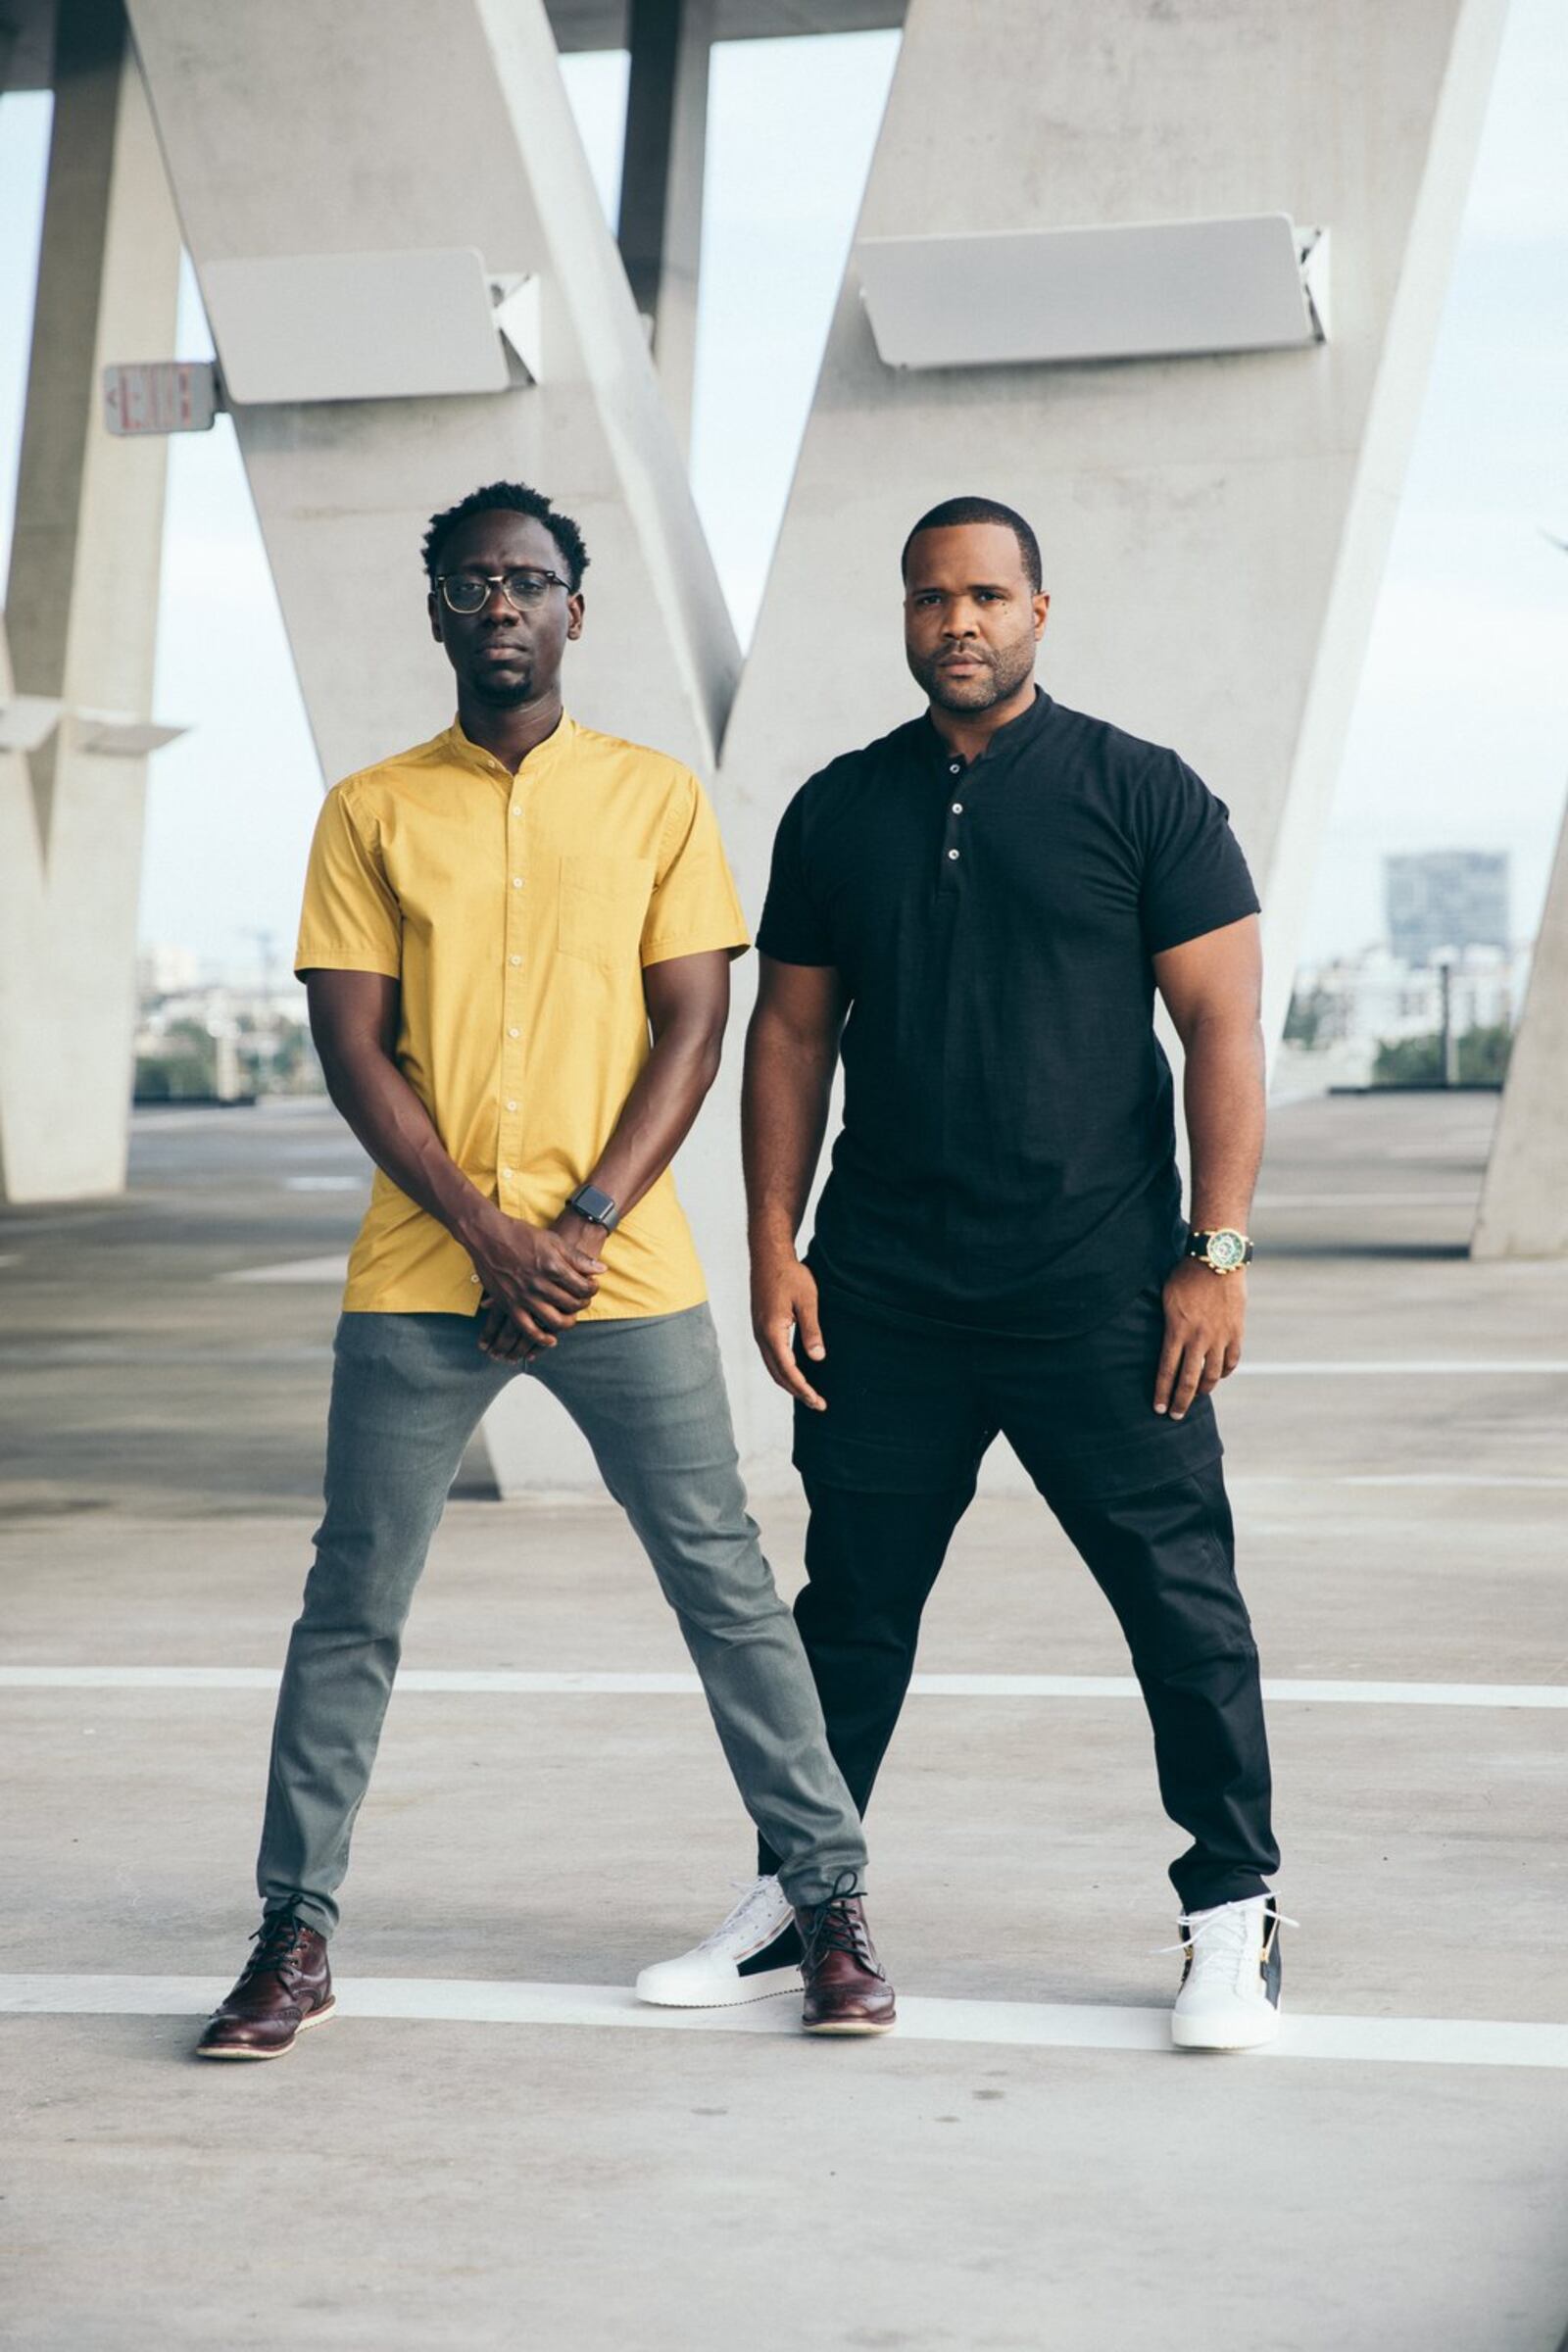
xmin=258 ymin=1304 xmax=868 ymax=1930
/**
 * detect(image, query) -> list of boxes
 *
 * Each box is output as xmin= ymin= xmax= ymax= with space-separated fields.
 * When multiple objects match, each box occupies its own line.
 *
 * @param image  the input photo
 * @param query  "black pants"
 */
xmin=757 ymin=1283 xmax=1279 ymax=1913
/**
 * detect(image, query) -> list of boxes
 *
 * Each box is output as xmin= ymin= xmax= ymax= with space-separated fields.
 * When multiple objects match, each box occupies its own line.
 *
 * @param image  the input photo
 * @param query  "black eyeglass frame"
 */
xmin=434 ymin=568 xmax=573 ymax=614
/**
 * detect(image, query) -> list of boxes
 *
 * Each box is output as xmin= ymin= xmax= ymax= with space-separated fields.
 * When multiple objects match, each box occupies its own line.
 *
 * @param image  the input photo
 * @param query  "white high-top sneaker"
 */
xmin=635 ymin=1876 xmax=802 ymax=2008
xmin=1169 ymin=1895 xmax=1289 ymax=2051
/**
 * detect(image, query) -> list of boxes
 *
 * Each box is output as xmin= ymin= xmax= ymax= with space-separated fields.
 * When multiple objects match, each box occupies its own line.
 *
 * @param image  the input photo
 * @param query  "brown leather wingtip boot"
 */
xmin=196 ymin=1915 xmax=335 ymax=2061
xmin=795 ymin=1880 xmax=897 ymax=2036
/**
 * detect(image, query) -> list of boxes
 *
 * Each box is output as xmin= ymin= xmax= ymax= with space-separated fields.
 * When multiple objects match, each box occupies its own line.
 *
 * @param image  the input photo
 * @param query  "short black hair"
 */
xmin=901 ymin=496 xmax=1042 ymax=594
xmin=421 ymin=480 xmax=590 ymax=592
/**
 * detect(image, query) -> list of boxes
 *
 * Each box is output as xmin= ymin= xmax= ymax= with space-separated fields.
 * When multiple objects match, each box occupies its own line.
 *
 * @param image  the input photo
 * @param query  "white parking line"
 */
xmin=1252 ymin=1193 xmax=1477 ymax=1208
xmin=2 ymin=1667 xmax=1562 ymax=1706
xmin=1232 ymin=1474 xmax=1568 ymax=1490
xmin=2 ymin=1973 xmax=1563 ymax=2070
xmin=1241 ymin=1361 xmax=1568 ymax=1376
xmin=219 ymin=1255 xmax=349 ymax=1285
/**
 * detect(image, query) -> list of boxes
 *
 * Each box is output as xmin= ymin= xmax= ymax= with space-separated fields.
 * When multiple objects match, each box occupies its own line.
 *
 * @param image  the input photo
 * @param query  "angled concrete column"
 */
xmin=1471 ymin=795 xmax=1568 ymax=1259
xmin=127 ymin=0 xmax=738 ymax=1492
xmin=0 ymin=1 xmax=181 ymax=1202
xmin=705 ymin=0 xmax=1507 ymax=1485
xmin=127 ymin=0 xmax=737 ymax=787
xmin=117 ymin=0 xmax=1510 ymax=1490
xmin=617 ymin=0 xmax=714 ymax=451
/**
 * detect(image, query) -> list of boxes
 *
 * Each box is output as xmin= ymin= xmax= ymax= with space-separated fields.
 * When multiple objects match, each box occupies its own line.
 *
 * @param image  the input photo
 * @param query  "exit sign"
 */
xmin=103 ymin=361 xmax=220 ymax=436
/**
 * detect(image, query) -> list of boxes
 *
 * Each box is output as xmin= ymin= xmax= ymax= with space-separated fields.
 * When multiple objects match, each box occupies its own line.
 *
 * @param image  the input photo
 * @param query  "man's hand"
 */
xmin=1153 ymin=1258 xmax=1247 ymax=1420
xmin=471 ymin=1211 xmax=606 ymax=1362
xmin=752 ymin=1248 xmax=828 ymax=1410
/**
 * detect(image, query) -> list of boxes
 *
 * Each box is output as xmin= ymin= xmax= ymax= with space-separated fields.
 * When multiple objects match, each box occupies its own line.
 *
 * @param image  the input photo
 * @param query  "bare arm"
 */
xmin=478 ymin=947 xmax=734 ymax=1361
xmin=742 ymin=956 xmax=849 ymax=1409
xmin=1151 ymin=912 xmax=1266 ymax=1419
xmin=306 ymin=969 xmax=603 ymax=1352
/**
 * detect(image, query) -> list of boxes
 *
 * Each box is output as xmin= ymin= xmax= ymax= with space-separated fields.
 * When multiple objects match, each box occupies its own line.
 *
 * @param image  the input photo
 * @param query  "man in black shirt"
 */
xmin=635 ymin=496 xmax=1284 ymax=2048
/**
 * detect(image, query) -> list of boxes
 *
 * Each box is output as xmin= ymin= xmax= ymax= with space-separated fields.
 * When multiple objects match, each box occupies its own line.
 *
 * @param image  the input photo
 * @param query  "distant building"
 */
xmin=1279 ymin=939 xmax=1528 ymax=1094
xmin=1385 ymin=852 xmax=1508 ymax=968
xmin=136 ymin=943 xmax=202 ymax=998
xmin=133 ymin=965 xmax=319 ymax=1102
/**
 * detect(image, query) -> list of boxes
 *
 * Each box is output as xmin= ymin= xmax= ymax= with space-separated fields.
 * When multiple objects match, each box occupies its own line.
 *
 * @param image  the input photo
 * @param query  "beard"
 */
xmin=909 ymin=635 xmax=1036 ymax=712
xmin=470 ymin=665 xmax=536 ymax=708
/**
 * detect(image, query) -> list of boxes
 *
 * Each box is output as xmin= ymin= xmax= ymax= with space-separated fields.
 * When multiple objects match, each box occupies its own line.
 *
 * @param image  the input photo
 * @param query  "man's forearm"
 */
xmin=322 ymin=1046 xmax=500 ymax=1255
xmin=1182 ymin=1013 xmax=1266 ymax=1229
xmin=743 ymin=1017 xmax=837 ymax=1259
xmin=573 ymin=1022 xmax=721 ymax=1228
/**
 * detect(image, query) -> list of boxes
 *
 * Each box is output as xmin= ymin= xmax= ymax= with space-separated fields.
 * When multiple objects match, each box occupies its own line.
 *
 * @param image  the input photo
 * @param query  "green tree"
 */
xmin=1371 ymin=1026 xmax=1513 ymax=1087
xmin=1284 ymin=985 xmax=1335 ymax=1050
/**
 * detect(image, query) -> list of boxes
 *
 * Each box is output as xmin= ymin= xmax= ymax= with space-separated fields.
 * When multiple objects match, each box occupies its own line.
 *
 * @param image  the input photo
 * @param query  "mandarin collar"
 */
xmin=923 ymin=686 xmax=1052 ymax=772
xmin=445 ymin=710 xmax=575 ymax=782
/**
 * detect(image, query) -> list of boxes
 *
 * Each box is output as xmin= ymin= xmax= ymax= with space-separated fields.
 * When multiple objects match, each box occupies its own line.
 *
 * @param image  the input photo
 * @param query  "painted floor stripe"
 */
xmin=1231 ymin=1473 xmax=1568 ymax=1490
xmin=220 ymin=1254 xmax=349 ymax=1286
xmin=3 ymin=1666 xmax=1563 ymax=1706
xmin=1240 ymin=1360 xmax=1568 ymax=1376
xmin=3 ymin=1974 xmax=1563 ymax=2070
xmin=1252 ymin=1192 xmax=1478 ymax=1208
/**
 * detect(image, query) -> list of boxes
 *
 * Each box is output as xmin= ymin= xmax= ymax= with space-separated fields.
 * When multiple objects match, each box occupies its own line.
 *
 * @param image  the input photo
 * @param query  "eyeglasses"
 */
xmin=435 ymin=568 xmax=570 ymax=614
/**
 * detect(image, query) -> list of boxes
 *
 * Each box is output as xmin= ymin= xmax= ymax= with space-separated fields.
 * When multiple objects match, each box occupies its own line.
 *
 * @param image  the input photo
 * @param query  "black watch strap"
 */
xmin=567 ymin=1182 xmax=619 ymax=1234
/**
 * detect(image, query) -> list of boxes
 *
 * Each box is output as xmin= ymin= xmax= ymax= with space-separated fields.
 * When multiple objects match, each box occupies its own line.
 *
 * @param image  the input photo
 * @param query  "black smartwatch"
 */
xmin=566 ymin=1182 xmax=619 ymax=1235
xmin=1185 ymin=1227 xmax=1253 ymax=1274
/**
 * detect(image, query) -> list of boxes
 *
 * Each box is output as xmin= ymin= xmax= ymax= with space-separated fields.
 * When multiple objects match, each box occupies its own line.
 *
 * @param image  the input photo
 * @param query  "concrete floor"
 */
xmin=2 ymin=1090 xmax=1565 ymax=2351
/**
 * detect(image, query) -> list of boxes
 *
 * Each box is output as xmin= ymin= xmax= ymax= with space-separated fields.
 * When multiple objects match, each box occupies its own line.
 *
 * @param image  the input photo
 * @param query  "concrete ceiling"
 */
xmin=2 ymin=0 xmax=905 ymax=90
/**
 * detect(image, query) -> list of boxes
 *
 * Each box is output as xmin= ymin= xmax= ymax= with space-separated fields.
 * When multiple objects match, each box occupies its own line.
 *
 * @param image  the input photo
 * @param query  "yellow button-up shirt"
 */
xmin=294 ymin=714 xmax=750 ymax=1320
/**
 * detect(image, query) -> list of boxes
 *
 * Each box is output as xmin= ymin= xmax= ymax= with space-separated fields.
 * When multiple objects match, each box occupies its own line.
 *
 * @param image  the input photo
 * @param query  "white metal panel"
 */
xmin=200 ymin=247 xmax=512 ymax=403
xmin=857 ymin=214 xmax=1323 ymax=369
xmin=74 ymin=713 xmax=188 ymax=756
xmin=0 ymin=696 xmax=64 ymax=754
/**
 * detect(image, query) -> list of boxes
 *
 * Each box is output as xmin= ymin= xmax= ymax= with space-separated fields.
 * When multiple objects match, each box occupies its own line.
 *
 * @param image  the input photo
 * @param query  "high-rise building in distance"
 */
xmin=1386 ymin=851 xmax=1509 ymax=967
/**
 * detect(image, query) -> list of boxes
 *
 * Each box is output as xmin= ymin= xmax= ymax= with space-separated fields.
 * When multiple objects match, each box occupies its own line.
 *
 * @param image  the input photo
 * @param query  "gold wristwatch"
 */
xmin=1185 ymin=1227 xmax=1253 ymax=1274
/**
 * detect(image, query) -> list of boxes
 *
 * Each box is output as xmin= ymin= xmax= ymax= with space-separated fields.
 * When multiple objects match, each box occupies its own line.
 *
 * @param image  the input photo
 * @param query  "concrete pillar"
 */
xmin=617 ymin=0 xmax=714 ymax=452
xmin=127 ymin=0 xmax=737 ymax=789
xmin=115 ymin=0 xmax=1511 ymax=1492
xmin=702 ymin=0 xmax=1508 ymax=1488
xmin=0 ymin=0 xmax=182 ymax=1202
xmin=1471 ymin=794 xmax=1568 ymax=1259
xmin=126 ymin=0 xmax=738 ymax=1493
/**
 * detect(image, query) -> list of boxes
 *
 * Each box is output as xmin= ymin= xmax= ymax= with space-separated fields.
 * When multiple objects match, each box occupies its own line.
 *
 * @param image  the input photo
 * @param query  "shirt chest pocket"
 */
xmin=557 ymin=854 xmax=657 ymax=972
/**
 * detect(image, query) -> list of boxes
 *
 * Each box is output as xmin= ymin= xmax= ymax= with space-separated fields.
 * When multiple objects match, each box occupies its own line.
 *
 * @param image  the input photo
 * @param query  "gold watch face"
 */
xmin=1205 ymin=1229 xmax=1249 ymax=1272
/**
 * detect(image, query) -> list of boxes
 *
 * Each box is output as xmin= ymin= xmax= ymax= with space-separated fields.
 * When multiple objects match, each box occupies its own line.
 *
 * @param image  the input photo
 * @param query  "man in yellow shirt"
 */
xmin=197 ymin=482 xmax=894 ymax=2058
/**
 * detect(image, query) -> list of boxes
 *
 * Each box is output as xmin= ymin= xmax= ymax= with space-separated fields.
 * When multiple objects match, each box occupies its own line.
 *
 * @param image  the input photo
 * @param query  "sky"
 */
xmin=0 ymin=6 xmax=1564 ymax=983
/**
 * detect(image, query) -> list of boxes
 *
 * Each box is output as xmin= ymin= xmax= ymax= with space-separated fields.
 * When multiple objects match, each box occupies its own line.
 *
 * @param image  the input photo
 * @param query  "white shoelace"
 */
xmin=697 ymin=1875 xmax=787 ymax=1955
xmin=1155 ymin=1898 xmax=1299 ymax=1993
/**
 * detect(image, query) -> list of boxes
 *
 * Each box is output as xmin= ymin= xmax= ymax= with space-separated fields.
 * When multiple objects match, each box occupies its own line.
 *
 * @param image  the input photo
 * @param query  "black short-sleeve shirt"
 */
xmin=757 ymin=690 xmax=1259 ymax=1337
